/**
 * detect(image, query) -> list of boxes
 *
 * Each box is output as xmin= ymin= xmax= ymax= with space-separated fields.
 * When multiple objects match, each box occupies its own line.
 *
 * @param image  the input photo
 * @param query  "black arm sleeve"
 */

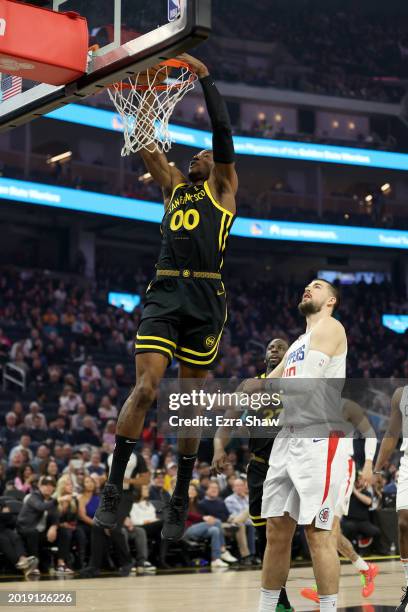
xmin=199 ymin=75 xmax=235 ymax=165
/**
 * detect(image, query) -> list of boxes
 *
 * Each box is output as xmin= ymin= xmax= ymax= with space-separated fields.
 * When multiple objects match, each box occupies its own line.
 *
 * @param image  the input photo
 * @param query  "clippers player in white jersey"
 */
xmin=374 ymin=385 xmax=408 ymax=612
xmin=301 ymin=398 xmax=379 ymax=603
xmin=253 ymin=279 xmax=347 ymax=612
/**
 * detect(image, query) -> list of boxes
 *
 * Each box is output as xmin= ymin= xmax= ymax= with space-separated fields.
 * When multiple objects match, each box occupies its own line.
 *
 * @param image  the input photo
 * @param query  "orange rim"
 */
xmin=107 ymin=59 xmax=196 ymax=92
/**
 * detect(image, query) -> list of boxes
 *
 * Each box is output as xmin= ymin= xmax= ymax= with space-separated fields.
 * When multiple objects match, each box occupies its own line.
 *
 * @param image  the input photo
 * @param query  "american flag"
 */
xmin=1 ymin=74 xmax=22 ymax=101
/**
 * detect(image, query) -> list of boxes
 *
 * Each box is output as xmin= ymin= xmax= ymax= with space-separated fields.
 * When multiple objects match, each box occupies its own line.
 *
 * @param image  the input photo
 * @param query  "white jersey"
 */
xmin=279 ymin=327 xmax=347 ymax=431
xmin=283 ymin=328 xmax=347 ymax=379
xmin=400 ymin=386 xmax=408 ymax=454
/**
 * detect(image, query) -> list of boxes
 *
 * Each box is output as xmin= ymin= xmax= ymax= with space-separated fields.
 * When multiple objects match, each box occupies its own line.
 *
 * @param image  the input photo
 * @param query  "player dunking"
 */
xmin=94 ymin=53 xmax=238 ymax=540
xmin=247 ymin=279 xmax=348 ymax=612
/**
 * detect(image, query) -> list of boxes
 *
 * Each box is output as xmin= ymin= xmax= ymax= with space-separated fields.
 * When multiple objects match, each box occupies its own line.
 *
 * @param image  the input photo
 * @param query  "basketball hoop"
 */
xmin=107 ymin=59 xmax=197 ymax=157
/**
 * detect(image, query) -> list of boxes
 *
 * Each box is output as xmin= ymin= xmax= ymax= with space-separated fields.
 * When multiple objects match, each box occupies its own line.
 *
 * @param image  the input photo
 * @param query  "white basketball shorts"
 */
xmin=261 ymin=429 xmax=345 ymax=530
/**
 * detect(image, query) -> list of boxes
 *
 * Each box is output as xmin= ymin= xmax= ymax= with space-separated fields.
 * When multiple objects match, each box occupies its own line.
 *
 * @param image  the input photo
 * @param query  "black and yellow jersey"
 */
xmin=156 ymin=181 xmax=235 ymax=273
xmin=248 ymin=372 xmax=283 ymax=461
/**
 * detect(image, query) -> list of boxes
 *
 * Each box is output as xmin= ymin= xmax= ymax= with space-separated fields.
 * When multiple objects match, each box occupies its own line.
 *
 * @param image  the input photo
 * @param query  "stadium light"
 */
xmin=365 ymin=194 xmax=373 ymax=202
xmin=46 ymin=151 xmax=72 ymax=165
xmin=381 ymin=183 xmax=391 ymax=194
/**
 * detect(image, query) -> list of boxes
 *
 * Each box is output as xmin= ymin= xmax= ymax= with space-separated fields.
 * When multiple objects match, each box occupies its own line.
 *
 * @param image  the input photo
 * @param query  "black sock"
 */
xmin=172 ymin=453 xmax=197 ymax=501
xmin=278 ymin=587 xmax=291 ymax=609
xmin=108 ymin=435 xmax=137 ymax=490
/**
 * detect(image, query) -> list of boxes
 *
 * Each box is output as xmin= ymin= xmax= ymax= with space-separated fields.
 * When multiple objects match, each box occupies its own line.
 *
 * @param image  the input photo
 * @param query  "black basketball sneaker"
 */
xmin=93 ymin=483 xmax=121 ymax=529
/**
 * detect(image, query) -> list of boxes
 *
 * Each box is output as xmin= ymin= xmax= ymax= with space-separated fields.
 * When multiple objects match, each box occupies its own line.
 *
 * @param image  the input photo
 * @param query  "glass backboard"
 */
xmin=0 ymin=0 xmax=210 ymax=130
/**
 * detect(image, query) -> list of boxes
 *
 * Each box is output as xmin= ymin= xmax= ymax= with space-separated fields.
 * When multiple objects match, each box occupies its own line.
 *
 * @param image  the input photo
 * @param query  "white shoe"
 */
xmin=211 ymin=558 xmax=229 ymax=568
xmin=220 ymin=550 xmax=238 ymax=564
xmin=136 ymin=562 xmax=157 ymax=575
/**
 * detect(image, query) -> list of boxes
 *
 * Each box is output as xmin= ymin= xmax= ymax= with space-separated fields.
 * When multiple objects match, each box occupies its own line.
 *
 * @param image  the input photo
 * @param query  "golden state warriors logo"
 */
xmin=204 ymin=335 xmax=216 ymax=349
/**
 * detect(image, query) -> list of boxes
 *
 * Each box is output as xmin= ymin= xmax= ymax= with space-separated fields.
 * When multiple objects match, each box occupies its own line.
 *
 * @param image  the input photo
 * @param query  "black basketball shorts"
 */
xmin=135 ymin=277 xmax=227 ymax=369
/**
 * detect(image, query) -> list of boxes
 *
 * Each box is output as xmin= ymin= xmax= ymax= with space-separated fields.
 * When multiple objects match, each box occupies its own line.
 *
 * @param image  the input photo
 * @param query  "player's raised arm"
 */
xmin=179 ymin=53 xmax=238 ymax=212
xmin=374 ymin=387 xmax=403 ymax=473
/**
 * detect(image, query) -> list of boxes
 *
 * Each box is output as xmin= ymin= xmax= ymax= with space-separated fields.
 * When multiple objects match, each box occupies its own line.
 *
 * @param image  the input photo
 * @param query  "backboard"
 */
xmin=0 ymin=0 xmax=211 ymax=131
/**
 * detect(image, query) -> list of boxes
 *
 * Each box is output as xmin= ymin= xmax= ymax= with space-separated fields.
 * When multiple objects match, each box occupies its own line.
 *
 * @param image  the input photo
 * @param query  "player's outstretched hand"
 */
xmin=177 ymin=53 xmax=209 ymax=79
xmin=211 ymin=448 xmax=228 ymax=474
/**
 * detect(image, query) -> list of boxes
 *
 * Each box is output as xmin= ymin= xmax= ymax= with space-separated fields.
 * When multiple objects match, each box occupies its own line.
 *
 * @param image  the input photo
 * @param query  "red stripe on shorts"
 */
xmin=321 ymin=434 xmax=340 ymax=505
xmin=344 ymin=457 xmax=354 ymax=497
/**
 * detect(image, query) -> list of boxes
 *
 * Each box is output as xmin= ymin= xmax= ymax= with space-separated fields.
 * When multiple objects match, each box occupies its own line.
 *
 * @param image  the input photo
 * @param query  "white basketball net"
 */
xmin=108 ymin=63 xmax=197 ymax=157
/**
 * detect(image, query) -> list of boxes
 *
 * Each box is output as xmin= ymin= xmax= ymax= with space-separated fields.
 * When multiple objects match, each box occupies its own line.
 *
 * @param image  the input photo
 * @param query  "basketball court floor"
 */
xmin=0 ymin=561 xmax=402 ymax=612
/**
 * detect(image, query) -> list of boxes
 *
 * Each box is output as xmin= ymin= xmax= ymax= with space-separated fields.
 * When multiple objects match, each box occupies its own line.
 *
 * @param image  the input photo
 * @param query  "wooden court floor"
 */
xmin=0 ymin=560 xmax=402 ymax=612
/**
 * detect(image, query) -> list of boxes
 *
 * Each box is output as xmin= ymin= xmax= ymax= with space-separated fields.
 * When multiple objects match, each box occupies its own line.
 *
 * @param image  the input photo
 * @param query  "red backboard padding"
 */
xmin=0 ymin=0 xmax=88 ymax=86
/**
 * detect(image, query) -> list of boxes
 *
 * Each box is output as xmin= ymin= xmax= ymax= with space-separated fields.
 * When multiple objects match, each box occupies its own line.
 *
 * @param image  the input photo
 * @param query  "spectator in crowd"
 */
xmin=0 ymin=496 xmax=38 ymax=577
xmin=198 ymin=481 xmax=230 ymax=523
xmin=48 ymin=417 xmax=72 ymax=445
xmin=102 ymin=420 xmax=116 ymax=452
xmin=39 ymin=458 xmax=60 ymax=480
xmin=71 ymin=417 xmax=100 ymax=446
xmin=220 ymin=473 xmax=237 ymax=499
xmin=1 ymin=413 xmax=20 ymax=452
xmin=85 ymin=451 xmax=106 ymax=478
xmin=10 ymin=401 xmax=25 ymax=427
xmin=224 ymin=478 xmax=256 ymax=565
xmin=79 ymin=357 xmax=101 ymax=385
xmin=32 ymin=445 xmax=51 ymax=472
xmin=98 ymin=396 xmax=118 ymax=421
xmin=24 ymin=402 xmax=47 ymax=430
xmin=6 ymin=452 xmax=26 ymax=481
xmin=54 ymin=475 xmax=86 ymax=572
xmin=9 ymin=435 xmax=34 ymax=465
xmin=127 ymin=485 xmax=168 ymax=569
xmin=79 ymin=478 xmax=132 ymax=578
xmin=27 ymin=414 xmax=48 ymax=444
xmin=59 ymin=386 xmax=82 ymax=414
xmin=14 ymin=464 xmax=36 ymax=494
xmin=149 ymin=470 xmax=171 ymax=507
xmin=183 ymin=484 xmax=237 ymax=568
xmin=71 ymin=403 xmax=94 ymax=432
xmin=123 ymin=513 xmax=157 ymax=574
xmin=77 ymin=475 xmax=99 ymax=538
xmin=342 ymin=472 xmax=382 ymax=552
xmin=16 ymin=476 xmax=59 ymax=574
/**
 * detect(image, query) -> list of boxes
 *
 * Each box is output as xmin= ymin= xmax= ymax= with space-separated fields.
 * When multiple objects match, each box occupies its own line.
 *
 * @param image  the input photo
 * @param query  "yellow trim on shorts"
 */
xmin=135 ymin=344 xmax=174 ymax=360
xmin=249 ymin=514 xmax=262 ymax=520
xmin=136 ymin=335 xmax=177 ymax=349
xmin=175 ymin=351 xmax=219 ymax=366
xmin=177 ymin=307 xmax=227 ymax=357
xmin=251 ymin=520 xmax=267 ymax=527
xmin=204 ymin=181 xmax=234 ymax=217
xmin=177 ymin=339 xmax=220 ymax=357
